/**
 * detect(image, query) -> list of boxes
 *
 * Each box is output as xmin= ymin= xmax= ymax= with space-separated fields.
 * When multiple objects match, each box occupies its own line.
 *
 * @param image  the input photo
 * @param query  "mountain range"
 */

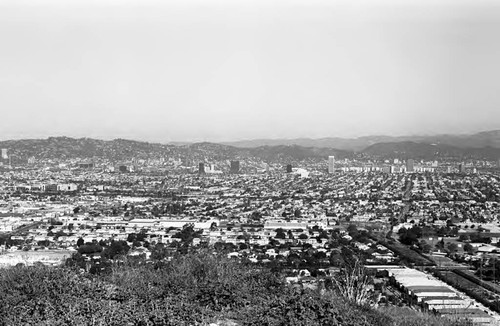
xmin=221 ymin=130 xmax=500 ymax=151
xmin=1 ymin=130 xmax=500 ymax=163
xmin=0 ymin=137 xmax=352 ymax=163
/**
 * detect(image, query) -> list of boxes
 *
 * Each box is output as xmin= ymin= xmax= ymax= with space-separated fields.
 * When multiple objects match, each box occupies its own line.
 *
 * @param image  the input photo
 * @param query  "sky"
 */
xmin=0 ymin=0 xmax=499 ymax=142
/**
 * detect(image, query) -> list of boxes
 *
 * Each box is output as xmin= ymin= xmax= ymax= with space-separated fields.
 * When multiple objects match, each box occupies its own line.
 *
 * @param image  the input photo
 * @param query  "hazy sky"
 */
xmin=1 ymin=0 xmax=500 ymax=142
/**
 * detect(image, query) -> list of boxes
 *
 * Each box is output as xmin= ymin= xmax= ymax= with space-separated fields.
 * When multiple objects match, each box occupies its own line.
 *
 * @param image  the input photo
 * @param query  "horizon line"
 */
xmin=0 ymin=128 xmax=499 ymax=144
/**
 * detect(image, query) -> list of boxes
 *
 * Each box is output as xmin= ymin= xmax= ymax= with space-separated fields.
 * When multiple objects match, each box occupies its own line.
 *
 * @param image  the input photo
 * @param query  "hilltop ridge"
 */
xmin=221 ymin=130 xmax=500 ymax=152
xmin=0 ymin=137 xmax=353 ymax=162
xmin=1 ymin=131 xmax=500 ymax=162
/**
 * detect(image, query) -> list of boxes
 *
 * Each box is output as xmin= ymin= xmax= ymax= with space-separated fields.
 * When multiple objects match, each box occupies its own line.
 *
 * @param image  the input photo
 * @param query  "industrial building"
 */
xmin=381 ymin=267 xmax=496 ymax=325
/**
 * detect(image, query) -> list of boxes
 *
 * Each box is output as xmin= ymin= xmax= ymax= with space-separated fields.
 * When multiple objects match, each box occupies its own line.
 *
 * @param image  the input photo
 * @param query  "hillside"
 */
xmin=0 ymin=137 xmax=353 ymax=162
xmin=0 ymin=137 xmax=176 ymax=161
xmin=0 ymin=252 xmax=469 ymax=326
xmin=1 ymin=136 xmax=499 ymax=163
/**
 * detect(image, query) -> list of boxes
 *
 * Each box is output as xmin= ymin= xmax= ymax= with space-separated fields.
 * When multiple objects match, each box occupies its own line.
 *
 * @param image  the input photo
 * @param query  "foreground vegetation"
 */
xmin=0 ymin=252 xmax=471 ymax=326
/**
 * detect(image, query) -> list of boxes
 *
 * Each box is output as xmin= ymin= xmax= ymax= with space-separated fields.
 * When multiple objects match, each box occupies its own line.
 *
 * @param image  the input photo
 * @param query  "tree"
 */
xmin=127 ymin=233 xmax=137 ymax=242
xmin=152 ymin=205 xmax=160 ymax=217
xmin=347 ymin=224 xmax=359 ymax=238
xmin=275 ymin=228 xmax=286 ymax=239
xmin=150 ymin=243 xmax=169 ymax=261
xmin=463 ymin=243 xmax=475 ymax=254
xmin=136 ymin=230 xmax=148 ymax=242
xmin=458 ymin=234 xmax=470 ymax=242
xmin=173 ymin=223 xmax=201 ymax=245
xmin=37 ymin=240 xmax=51 ymax=248
xmin=398 ymin=225 xmax=423 ymax=246
xmin=102 ymin=240 xmax=130 ymax=259
xmin=418 ymin=240 xmax=432 ymax=254
xmin=399 ymin=229 xmax=418 ymax=246
xmin=435 ymin=238 xmax=445 ymax=250
xmin=76 ymin=237 xmax=84 ymax=247
xmin=447 ymin=242 xmax=458 ymax=253
xmin=78 ymin=244 xmax=102 ymax=255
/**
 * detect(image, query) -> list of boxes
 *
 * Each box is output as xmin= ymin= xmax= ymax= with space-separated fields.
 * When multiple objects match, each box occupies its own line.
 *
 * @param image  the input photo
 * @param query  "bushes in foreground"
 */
xmin=0 ymin=252 xmax=469 ymax=326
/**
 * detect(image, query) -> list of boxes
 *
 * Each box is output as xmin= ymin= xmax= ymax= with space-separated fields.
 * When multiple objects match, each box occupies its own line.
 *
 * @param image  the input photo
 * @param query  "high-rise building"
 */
xmin=230 ymin=160 xmax=240 ymax=174
xmin=286 ymin=164 xmax=293 ymax=173
xmin=328 ymin=156 xmax=335 ymax=173
xmin=459 ymin=163 xmax=466 ymax=174
xmin=406 ymin=159 xmax=414 ymax=173
xmin=1 ymin=149 xmax=7 ymax=160
xmin=198 ymin=162 xmax=205 ymax=174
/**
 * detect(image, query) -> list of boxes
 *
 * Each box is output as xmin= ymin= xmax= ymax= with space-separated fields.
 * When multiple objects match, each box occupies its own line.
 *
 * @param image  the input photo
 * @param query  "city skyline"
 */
xmin=1 ymin=0 xmax=499 ymax=142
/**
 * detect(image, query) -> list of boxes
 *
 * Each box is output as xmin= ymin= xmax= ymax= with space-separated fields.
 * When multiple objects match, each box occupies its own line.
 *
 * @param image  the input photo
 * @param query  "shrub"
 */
xmin=331 ymin=254 xmax=372 ymax=305
xmin=0 ymin=251 xmax=471 ymax=326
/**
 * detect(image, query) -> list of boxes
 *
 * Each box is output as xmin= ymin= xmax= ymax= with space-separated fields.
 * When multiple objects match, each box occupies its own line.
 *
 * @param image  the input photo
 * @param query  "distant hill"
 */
xmin=0 ymin=137 xmax=353 ymax=162
xmin=362 ymin=141 xmax=500 ymax=160
xmin=222 ymin=130 xmax=500 ymax=151
xmin=0 ymin=137 xmax=176 ymax=161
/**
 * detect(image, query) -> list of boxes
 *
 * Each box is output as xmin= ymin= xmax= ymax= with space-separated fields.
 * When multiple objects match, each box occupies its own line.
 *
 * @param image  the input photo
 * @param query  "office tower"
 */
xmin=198 ymin=162 xmax=205 ymax=174
xmin=230 ymin=160 xmax=240 ymax=174
xmin=406 ymin=159 xmax=414 ymax=173
xmin=328 ymin=156 xmax=335 ymax=173
xmin=498 ymin=159 xmax=500 ymax=168
xmin=1 ymin=149 xmax=7 ymax=160
xmin=459 ymin=163 xmax=466 ymax=173
xmin=286 ymin=164 xmax=292 ymax=173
